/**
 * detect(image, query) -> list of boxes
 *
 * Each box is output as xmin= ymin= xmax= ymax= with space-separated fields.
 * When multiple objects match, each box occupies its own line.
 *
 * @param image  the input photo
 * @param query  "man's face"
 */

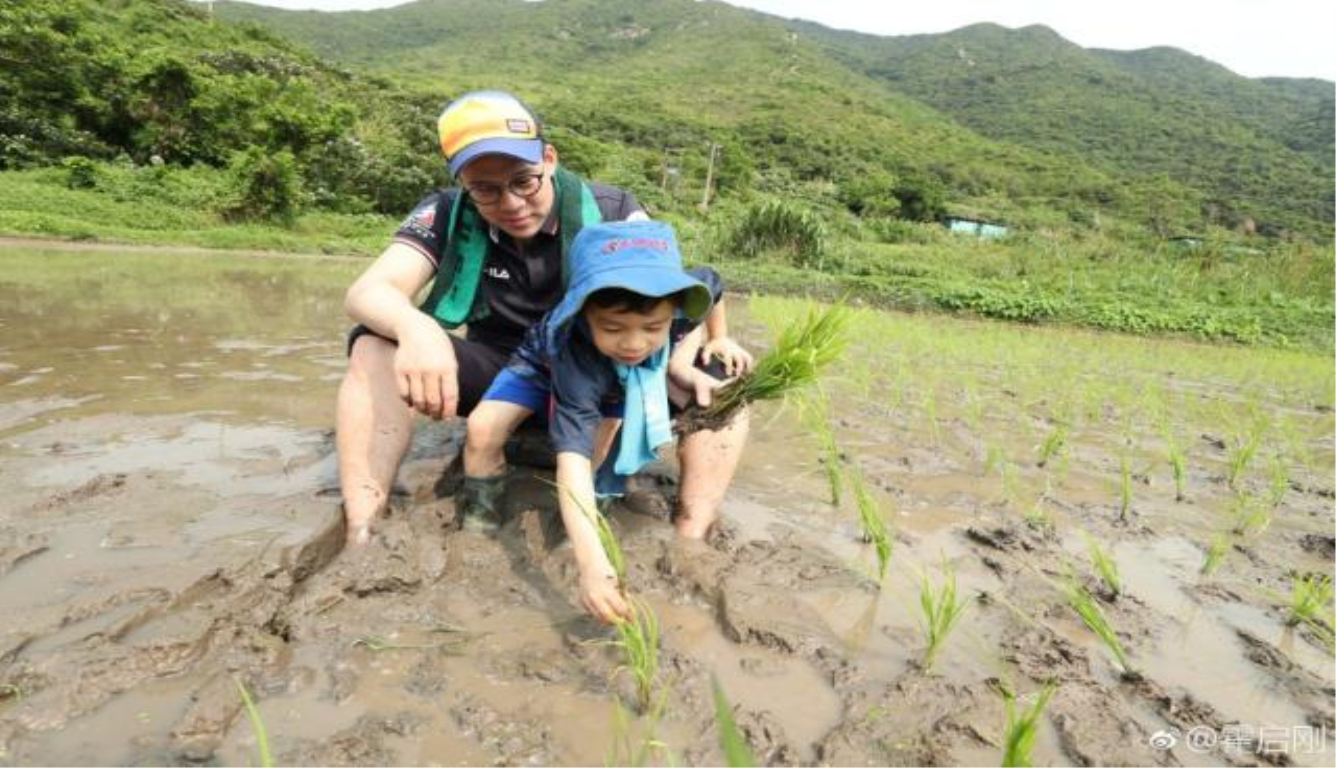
xmin=583 ymin=299 xmax=675 ymax=367
xmin=456 ymin=144 xmax=558 ymax=241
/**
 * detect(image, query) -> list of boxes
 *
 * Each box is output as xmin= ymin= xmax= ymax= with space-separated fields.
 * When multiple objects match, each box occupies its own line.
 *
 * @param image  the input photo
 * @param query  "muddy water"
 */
xmin=1 ymin=242 xmax=1333 ymax=767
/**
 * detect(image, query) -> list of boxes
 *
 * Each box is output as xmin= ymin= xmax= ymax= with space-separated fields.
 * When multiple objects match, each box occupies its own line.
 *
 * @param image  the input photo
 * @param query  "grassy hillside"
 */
xmin=214 ymin=0 xmax=1234 ymax=235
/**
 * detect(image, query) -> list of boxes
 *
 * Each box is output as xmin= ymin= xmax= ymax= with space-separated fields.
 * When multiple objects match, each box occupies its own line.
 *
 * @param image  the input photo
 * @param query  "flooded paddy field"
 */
xmin=0 ymin=243 xmax=1332 ymax=766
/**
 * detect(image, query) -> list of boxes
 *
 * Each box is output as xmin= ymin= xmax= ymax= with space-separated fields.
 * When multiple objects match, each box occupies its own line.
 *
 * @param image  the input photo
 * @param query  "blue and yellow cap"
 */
xmin=437 ymin=90 xmax=544 ymax=176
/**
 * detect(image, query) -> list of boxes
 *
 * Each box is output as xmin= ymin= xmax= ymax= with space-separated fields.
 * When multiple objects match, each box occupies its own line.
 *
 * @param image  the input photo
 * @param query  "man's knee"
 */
xmin=347 ymin=333 xmax=396 ymax=381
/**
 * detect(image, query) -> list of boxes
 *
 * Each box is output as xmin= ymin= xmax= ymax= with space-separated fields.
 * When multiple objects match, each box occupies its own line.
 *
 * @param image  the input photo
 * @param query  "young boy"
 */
xmin=463 ymin=220 xmax=751 ymax=624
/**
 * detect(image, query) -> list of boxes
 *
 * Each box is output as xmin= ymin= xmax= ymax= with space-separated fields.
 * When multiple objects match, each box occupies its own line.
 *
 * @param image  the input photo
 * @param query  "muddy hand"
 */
xmin=700 ymin=337 xmax=754 ymax=378
xmin=580 ymin=570 xmax=632 ymax=625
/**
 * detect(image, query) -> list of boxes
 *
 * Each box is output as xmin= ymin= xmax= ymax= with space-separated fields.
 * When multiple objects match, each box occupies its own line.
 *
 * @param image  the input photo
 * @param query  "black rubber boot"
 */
xmin=458 ymin=470 xmax=511 ymax=533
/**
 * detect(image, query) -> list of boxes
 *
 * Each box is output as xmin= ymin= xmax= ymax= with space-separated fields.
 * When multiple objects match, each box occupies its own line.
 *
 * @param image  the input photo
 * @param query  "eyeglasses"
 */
xmin=463 ymin=171 xmax=546 ymax=206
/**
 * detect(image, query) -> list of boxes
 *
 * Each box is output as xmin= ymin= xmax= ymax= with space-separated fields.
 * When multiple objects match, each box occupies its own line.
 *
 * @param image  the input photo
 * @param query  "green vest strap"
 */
xmin=420 ymin=166 xmax=603 ymax=329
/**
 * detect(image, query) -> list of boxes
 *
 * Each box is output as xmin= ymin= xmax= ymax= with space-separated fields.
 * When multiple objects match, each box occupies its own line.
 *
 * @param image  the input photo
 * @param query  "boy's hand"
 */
xmin=579 ymin=567 xmax=633 ymax=625
xmin=700 ymin=337 xmax=754 ymax=378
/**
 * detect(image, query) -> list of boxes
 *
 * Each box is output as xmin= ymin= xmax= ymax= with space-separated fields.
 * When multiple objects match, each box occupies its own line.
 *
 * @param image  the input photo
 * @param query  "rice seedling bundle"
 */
xmin=677 ymin=301 xmax=851 ymax=435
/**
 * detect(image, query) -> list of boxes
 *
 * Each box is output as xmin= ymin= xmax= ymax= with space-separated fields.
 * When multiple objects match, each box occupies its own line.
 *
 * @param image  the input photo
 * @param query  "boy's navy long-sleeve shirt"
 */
xmin=502 ymin=267 xmax=724 ymax=459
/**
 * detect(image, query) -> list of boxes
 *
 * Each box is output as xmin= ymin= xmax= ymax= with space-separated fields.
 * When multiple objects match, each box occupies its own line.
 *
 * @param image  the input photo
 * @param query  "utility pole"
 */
xmin=698 ymin=142 xmax=719 ymax=213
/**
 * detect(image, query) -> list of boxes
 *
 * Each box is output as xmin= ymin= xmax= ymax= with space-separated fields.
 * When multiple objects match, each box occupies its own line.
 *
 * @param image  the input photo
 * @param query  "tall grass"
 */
xmin=1064 ymin=579 xmax=1136 ymax=678
xmin=1000 ymin=682 xmax=1056 ymax=768
xmin=848 ymin=464 xmax=893 ymax=582
xmin=725 ymin=197 xmax=828 ymax=268
xmin=234 ymin=678 xmax=274 ymax=768
xmin=711 ymin=676 xmax=757 ymax=767
xmin=917 ymin=558 xmax=970 ymax=673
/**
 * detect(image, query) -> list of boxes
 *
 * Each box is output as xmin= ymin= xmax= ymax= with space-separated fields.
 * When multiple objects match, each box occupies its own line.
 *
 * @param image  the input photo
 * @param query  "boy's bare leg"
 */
xmin=464 ymin=401 xmax=534 ymax=478
xmin=337 ymin=335 xmax=416 ymax=546
xmin=674 ymin=408 xmax=750 ymax=539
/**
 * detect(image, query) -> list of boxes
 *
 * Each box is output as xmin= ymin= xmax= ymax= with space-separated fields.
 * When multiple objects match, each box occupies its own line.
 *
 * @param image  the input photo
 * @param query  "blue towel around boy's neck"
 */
xmin=605 ymin=344 xmax=672 ymax=492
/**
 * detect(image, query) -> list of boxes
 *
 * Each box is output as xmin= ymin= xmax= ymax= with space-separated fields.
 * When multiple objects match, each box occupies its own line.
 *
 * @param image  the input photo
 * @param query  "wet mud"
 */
xmin=1 ymin=243 xmax=1333 ymax=766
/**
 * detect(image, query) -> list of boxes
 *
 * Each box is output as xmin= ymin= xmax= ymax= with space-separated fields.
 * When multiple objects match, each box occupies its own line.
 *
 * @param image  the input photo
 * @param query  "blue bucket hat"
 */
xmin=548 ymin=221 xmax=713 ymax=334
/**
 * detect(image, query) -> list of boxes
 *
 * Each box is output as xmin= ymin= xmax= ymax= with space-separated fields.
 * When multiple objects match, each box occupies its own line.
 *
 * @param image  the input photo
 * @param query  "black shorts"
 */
xmin=346 ymin=325 xmax=513 ymax=417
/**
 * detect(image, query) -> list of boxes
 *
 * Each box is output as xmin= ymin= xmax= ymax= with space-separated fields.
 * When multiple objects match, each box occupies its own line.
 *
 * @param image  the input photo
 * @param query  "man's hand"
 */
xmin=393 ymin=314 xmax=459 ymax=420
xmin=700 ymin=336 xmax=755 ymax=378
xmin=579 ymin=566 xmax=633 ymax=625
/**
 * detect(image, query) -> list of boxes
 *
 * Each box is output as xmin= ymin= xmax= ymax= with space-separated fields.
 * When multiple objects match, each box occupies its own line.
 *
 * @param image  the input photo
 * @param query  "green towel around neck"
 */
xmin=419 ymin=166 xmax=603 ymax=329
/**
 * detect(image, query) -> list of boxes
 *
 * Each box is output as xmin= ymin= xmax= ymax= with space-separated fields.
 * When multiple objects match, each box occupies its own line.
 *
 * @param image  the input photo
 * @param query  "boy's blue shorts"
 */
xmin=482 ymin=367 xmax=626 ymax=421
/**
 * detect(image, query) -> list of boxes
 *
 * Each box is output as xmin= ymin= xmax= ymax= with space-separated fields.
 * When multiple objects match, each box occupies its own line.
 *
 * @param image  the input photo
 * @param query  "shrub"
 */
xmin=225 ymin=147 xmax=303 ymax=223
xmin=724 ymin=198 xmax=828 ymax=268
xmin=62 ymin=156 xmax=98 ymax=189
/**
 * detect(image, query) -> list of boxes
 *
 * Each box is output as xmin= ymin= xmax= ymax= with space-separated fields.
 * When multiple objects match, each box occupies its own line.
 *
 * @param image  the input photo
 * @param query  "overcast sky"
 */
xmin=210 ymin=0 xmax=1336 ymax=81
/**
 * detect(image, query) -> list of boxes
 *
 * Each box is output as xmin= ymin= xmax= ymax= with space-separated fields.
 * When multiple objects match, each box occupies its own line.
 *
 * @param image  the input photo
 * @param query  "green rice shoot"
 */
xmin=917 ymin=557 xmax=970 ymax=673
xmin=1288 ymin=574 xmax=1334 ymax=633
xmin=1037 ymin=423 xmax=1068 ymax=468
xmin=1064 ymin=578 xmax=1135 ymax=677
xmin=711 ymin=675 xmax=756 ymax=767
xmin=234 ymin=677 xmax=274 ymax=768
xmin=1001 ymin=682 xmax=1057 ymax=768
xmin=1200 ymin=532 xmax=1231 ymax=576
xmin=613 ymin=596 xmax=663 ymax=715
xmin=848 ymin=463 xmax=893 ymax=583
xmin=1083 ymin=533 xmax=1122 ymax=598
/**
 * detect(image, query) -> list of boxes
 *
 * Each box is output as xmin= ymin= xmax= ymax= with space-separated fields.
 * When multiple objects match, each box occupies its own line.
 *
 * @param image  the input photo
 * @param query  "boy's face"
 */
xmin=583 ymin=299 xmax=675 ymax=367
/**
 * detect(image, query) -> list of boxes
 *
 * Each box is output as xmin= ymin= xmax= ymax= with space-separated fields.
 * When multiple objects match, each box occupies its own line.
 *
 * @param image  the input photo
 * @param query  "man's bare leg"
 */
xmin=337 ymin=335 xmax=415 ymax=546
xmin=674 ymin=408 xmax=750 ymax=539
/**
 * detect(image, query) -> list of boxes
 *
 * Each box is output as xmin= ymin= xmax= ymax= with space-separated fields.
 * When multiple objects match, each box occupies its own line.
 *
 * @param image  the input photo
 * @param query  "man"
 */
xmin=336 ymin=90 xmax=646 ymax=546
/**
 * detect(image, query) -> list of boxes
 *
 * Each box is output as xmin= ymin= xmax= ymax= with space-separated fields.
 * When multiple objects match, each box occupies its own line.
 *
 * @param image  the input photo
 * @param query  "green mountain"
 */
xmin=790 ymin=19 xmax=1334 ymax=237
xmin=0 ymin=0 xmax=448 ymax=214
xmin=213 ymin=0 xmax=1331 ymax=239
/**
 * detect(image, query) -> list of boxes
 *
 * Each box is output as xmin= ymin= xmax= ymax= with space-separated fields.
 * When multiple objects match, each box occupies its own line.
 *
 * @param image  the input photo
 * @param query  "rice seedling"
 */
xmin=917 ymin=557 xmax=971 ymax=673
xmin=922 ymin=387 xmax=942 ymax=444
xmin=1266 ymin=455 xmax=1290 ymax=508
xmin=613 ymin=596 xmax=662 ymax=714
xmin=1037 ymin=422 xmax=1068 ymax=468
xmin=234 ymin=677 xmax=274 ymax=768
xmin=0 ymin=683 xmax=23 ymax=702
xmin=1161 ymin=425 xmax=1189 ymax=502
xmin=1000 ymin=682 xmax=1057 ymax=768
xmin=1064 ymin=578 xmax=1136 ymax=678
xmin=711 ymin=676 xmax=756 ymax=767
xmin=678 ymin=301 xmax=850 ymax=434
xmin=1200 ymin=532 xmax=1231 ymax=576
xmin=1083 ymin=533 xmax=1121 ymax=598
xmin=802 ymin=389 xmax=843 ymax=506
xmin=1117 ymin=452 xmax=1134 ymax=522
xmin=984 ymin=442 xmax=1007 ymax=477
xmin=1287 ymin=573 xmax=1334 ymax=630
xmin=1225 ymin=415 xmax=1268 ymax=490
xmin=848 ymin=464 xmax=893 ymax=582
xmin=1230 ymin=493 xmax=1272 ymax=539
xmin=1023 ymin=495 xmax=1053 ymax=531
xmin=609 ymin=680 xmax=674 ymax=766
